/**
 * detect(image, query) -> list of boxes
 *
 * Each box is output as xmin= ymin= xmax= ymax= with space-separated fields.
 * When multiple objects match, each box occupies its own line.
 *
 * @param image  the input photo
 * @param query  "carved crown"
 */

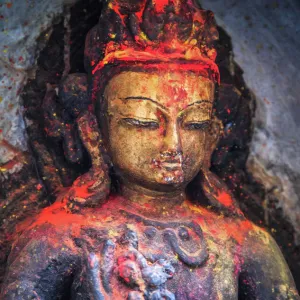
xmin=84 ymin=0 xmax=220 ymax=83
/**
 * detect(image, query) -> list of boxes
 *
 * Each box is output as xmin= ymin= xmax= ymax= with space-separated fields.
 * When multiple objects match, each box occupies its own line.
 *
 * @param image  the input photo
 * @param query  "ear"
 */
xmin=77 ymin=111 xmax=106 ymax=169
xmin=199 ymin=117 xmax=244 ymax=217
xmin=61 ymin=111 xmax=111 ymax=213
xmin=203 ymin=117 xmax=223 ymax=170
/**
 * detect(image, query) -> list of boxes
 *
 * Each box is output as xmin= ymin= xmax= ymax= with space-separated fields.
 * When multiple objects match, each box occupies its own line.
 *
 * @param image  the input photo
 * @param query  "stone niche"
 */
xmin=0 ymin=0 xmax=299 ymax=291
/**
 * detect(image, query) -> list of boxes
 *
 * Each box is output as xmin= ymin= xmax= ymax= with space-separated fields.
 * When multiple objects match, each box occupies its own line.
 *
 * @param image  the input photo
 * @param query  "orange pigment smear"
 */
xmin=216 ymin=190 xmax=233 ymax=207
xmin=24 ymin=202 xmax=84 ymax=233
xmin=70 ymin=183 xmax=95 ymax=198
xmin=154 ymin=0 xmax=169 ymax=13
xmin=223 ymin=220 xmax=254 ymax=245
xmin=16 ymin=195 xmax=124 ymax=236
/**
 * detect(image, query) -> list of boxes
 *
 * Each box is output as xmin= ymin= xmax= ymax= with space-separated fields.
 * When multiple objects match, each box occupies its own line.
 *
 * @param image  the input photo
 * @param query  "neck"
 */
xmin=119 ymin=182 xmax=187 ymax=219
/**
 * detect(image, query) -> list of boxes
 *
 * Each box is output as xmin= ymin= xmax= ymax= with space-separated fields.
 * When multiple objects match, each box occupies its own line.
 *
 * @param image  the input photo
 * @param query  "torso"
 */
xmin=9 ymin=196 xmax=260 ymax=300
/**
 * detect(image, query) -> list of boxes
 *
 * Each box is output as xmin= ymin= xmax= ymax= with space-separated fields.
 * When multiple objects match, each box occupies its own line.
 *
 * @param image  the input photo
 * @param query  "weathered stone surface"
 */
xmin=0 ymin=0 xmax=76 ymax=285
xmin=0 ymin=0 xmax=299 ymax=293
xmin=2 ymin=0 xmax=299 ymax=241
xmin=200 ymin=0 xmax=300 ymax=242
xmin=0 ymin=0 xmax=76 ymax=166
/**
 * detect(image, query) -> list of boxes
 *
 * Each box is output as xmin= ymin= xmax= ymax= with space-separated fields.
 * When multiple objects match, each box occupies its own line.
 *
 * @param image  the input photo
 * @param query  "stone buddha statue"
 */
xmin=1 ymin=0 xmax=299 ymax=299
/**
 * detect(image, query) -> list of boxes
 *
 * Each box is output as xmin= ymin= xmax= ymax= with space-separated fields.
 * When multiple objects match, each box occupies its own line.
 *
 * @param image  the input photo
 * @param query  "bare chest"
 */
xmin=72 ymin=212 xmax=239 ymax=300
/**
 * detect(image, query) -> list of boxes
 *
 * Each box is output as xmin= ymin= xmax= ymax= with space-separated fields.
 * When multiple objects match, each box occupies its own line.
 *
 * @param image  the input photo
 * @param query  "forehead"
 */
xmin=104 ymin=70 xmax=215 ymax=109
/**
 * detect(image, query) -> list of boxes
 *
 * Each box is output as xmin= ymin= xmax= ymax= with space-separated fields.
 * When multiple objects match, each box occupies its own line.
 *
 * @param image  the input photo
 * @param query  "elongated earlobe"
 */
xmin=61 ymin=111 xmax=111 ymax=213
xmin=199 ymin=117 xmax=243 ymax=217
xmin=200 ymin=169 xmax=244 ymax=217
xmin=203 ymin=117 xmax=223 ymax=170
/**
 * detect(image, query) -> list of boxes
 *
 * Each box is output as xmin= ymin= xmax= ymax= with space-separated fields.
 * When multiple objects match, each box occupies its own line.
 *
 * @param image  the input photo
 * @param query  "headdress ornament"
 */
xmin=84 ymin=0 xmax=220 ymax=83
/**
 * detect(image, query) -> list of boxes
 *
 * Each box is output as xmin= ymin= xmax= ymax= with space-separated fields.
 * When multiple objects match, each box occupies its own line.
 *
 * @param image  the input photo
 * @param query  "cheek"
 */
xmin=109 ymin=122 xmax=161 ymax=170
xmin=181 ymin=130 xmax=206 ymax=168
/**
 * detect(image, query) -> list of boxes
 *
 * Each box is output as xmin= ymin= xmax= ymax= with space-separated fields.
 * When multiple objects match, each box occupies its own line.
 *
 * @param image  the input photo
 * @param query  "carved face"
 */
xmin=103 ymin=70 xmax=214 ymax=192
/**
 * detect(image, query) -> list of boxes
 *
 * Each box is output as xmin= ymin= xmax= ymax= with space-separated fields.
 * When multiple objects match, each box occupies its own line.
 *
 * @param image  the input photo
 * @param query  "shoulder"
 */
xmin=189 ymin=204 xmax=256 ymax=245
xmin=240 ymin=222 xmax=284 ymax=261
xmin=8 ymin=202 xmax=115 ymax=264
xmin=236 ymin=223 xmax=300 ymax=298
xmin=190 ymin=205 xmax=283 ymax=255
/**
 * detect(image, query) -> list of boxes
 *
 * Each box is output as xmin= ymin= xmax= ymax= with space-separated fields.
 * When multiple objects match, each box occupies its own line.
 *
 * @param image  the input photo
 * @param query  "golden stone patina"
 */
xmin=104 ymin=71 xmax=214 ymax=205
xmin=1 ymin=0 xmax=299 ymax=299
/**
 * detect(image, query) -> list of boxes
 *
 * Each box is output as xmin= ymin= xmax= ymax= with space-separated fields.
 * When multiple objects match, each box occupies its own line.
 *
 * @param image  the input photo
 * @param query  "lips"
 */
xmin=152 ymin=157 xmax=183 ymax=171
xmin=150 ymin=156 xmax=185 ymax=184
xmin=160 ymin=161 xmax=182 ymax=171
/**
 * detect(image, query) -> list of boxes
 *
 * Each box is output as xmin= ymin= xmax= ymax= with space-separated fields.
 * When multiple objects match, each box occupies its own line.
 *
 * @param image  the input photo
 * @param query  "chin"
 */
xmin=154 ymin=170 xmax=187 ymax=188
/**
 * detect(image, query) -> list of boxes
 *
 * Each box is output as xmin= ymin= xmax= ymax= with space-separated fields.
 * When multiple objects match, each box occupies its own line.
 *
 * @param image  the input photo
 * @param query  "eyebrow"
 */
xmin=123 ymin=96 xmax=168 ymax=111
xmin=186 ymin=100 xmax=213 ymax=107
xmin=122 ymin=97 xmax=212 ymax=113
xmin=178 ymin=100 xmax=213 ymax=117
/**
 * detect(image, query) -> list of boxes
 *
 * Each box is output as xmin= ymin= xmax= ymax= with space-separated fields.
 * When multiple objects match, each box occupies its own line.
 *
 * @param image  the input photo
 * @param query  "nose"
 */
xmin=160 ymin=121 xmax=183 ymax=158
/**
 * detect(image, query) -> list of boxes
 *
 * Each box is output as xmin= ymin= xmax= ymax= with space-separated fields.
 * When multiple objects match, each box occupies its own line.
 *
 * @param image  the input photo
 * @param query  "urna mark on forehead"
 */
xmin=103 ymin=70 xmax=215 ymax=113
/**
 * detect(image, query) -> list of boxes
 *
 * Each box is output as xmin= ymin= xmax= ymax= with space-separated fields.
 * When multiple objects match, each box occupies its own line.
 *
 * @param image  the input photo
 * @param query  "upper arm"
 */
xmin=239 ymin=228 xmax=299 ymax=299
xmin=1 ymin=224 xmax=79 ymax=299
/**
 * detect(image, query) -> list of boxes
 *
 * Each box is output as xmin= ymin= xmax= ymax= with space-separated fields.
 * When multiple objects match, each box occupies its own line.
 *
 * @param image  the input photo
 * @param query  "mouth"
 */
xmin=160 ymin=162 xmax=182 ymax=171
xmin=151 ymin=158 xmax=183 ymax=171
xmin=151 ymin=157 xmax=185 ymax=184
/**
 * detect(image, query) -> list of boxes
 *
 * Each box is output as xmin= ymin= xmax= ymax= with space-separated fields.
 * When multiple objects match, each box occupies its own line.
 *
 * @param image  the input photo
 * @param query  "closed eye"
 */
xmin=122 ymin=118 xmax=159 ymax=129
xmin=183 ymin=121 xmax=210 ymax=130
